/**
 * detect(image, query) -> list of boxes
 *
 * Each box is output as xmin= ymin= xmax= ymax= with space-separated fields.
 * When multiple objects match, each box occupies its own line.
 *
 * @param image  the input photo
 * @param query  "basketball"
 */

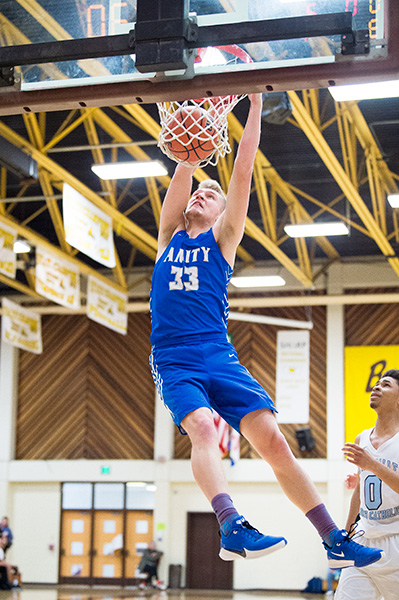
xmin=163 ymin=105 xmax=217 ymax=164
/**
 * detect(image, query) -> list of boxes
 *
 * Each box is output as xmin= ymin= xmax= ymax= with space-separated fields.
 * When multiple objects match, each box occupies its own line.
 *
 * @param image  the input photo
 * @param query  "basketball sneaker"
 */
xmin=323 ymin=528 xmax=383 ymax=568
xmin=219 ymin=515 xmax=287 ymax=560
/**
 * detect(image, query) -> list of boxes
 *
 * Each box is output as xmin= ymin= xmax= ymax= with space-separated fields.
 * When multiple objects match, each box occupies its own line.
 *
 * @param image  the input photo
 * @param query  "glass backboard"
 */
xmin=0 ymin=0 xmax=395 ymax=115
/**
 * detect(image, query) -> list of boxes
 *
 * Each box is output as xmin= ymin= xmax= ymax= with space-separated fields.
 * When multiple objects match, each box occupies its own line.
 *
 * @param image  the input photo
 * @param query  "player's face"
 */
xmin=370 ymin=376 xmax=399 ymax=410
xmin=186 ymin=188 xmax=224 ymax=222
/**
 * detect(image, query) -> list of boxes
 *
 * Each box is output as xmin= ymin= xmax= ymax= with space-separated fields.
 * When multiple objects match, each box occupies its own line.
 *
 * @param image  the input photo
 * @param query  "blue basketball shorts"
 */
xmin=149 ymin=338 xmax=276 ymax=434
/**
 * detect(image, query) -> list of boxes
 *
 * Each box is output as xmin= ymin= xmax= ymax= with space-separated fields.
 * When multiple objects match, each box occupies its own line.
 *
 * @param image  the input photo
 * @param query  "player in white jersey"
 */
xmin=335 ymin=369 xmax=399 ymax=600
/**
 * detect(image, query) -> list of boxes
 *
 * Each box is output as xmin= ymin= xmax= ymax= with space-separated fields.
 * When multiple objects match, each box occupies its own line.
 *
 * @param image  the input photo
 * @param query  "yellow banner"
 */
xmin=344 ymin=345 xmax=399 ymax=442
xmin=0 ymin=222 xmax=17 ymax=278
xmin=63 ymin=183 xmax=116 ymax=268
xmin=87 ymin=275 xmax=127 ymax=335
xmin=35 ymin=247 xmax=80 ymax=309
xmin=1 ymin=297 xmax=42 ymax=354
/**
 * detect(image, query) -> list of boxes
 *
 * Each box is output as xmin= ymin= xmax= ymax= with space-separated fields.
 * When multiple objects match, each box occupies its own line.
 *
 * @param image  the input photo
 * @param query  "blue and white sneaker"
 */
xmin=323 ymin=529 xmax=383 ymax=568
xmin=219 ymin=515 xmax=287 ymax=560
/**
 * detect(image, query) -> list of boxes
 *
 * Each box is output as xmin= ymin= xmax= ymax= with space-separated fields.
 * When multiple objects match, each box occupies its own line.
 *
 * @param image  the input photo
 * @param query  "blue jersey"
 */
xmin=150 ymin=228 xmax=233 ymax=348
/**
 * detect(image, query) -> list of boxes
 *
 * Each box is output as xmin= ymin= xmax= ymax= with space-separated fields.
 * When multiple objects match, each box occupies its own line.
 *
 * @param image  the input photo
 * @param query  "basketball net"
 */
xmin=157 ymin=45 xmax=252 ymax=168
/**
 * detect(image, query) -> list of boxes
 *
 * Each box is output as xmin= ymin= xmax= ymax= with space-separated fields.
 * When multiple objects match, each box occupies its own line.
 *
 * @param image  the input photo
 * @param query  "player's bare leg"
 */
xmin=241 ymin=408 xmax=383 ymax=568
xmin=182 ymin=407 xmax=287 ymax=560
xmin=240 ymin=408 xmax=321 ymax=513
xmin=182 ymin=407 xmax=229 ymax=501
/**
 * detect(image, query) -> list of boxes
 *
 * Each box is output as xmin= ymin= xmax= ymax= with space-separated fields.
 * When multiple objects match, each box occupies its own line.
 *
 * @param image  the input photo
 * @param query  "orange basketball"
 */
xmin=164 ymin=106 xmax=217 ymax=164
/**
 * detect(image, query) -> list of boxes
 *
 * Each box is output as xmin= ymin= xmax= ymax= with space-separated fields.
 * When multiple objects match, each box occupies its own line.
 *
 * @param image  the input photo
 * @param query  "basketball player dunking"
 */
xmin=335 ymin=370 xmax=399 ymax=600
xmin=149 ymin=93 xmax=382 ymax=567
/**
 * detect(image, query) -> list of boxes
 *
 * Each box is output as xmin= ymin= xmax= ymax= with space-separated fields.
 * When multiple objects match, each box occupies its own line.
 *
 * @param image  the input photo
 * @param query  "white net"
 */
xmin=157 ymin=94 xmax=246 ymax=168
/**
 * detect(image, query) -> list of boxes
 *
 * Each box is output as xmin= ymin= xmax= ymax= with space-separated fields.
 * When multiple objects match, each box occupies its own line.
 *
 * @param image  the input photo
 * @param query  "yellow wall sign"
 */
xmin=344 ymin=345 xmax=399 ymax=442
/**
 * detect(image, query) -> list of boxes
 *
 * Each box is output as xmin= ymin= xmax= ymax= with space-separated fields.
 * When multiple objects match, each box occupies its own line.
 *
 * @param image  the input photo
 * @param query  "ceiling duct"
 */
xmin=0 ymin=135 xmax=38 ymax=179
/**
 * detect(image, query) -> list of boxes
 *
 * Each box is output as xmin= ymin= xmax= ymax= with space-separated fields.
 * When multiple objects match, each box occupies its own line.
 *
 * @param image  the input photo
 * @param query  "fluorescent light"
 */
xmin=284 ymin=222 xmax=349 ymax=237
xmin=92 ymin=161 xmax=167 ymax=180
xmin=388 ymin=193 xmax=399 ymax=208
xmin=329 ymin=80 xmax=399 ymax=102
xmin=126 ymin=482 xmax=146 ymax=487
xmin=230 ymin=275 xmax=286 ymax=288
xmin=13 ymin=240 xmax=31 ymax=253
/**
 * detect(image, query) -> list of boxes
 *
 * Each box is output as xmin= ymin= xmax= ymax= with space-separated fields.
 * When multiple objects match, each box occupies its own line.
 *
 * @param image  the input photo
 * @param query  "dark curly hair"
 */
xmin=382 ymin=369 xmax=399 ymax=384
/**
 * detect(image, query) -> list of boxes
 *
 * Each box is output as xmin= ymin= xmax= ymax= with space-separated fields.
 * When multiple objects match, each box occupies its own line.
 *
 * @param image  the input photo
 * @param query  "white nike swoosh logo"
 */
xmin=229 ymin=353 xmax=235 ymax=358
xmin=329 ymin=550 xmax=345 ymax=557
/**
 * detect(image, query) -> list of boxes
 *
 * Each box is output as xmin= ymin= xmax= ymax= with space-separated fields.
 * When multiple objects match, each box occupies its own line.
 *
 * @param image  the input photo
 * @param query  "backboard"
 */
xmin=0 ymin=0 xmax=397 ymax=115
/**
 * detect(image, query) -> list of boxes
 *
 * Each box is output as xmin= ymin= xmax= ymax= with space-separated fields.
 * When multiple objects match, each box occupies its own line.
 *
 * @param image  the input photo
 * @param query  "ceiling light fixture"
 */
xmin=91 ymin=161 xmax=167 ymax=180
xmin=387 ymin=193 xmax=399 ymax=208
xmin=329 ymin=80 xmax=399 ymax=102
xmin=13 ymin=240 xmax=32 ymax=253
xmin=284 ymin=222 xmax=349 ymax=237
xmin=230 ymin=275 xmax=286 ymax=288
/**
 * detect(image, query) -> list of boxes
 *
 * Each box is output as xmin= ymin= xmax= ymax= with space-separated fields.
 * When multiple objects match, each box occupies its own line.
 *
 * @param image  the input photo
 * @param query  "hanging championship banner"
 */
xmin=63 ymin=183 xmax=116 ymax=268
xmin=35 ymin=247 xmax=80 ymax=309
xmin=1 ymin=297 xmax=42 ymax=354
xmin=0 ymin=222 xmax=17 ymax=278
xmin=87 ymin=275 xmax=127 ymax=335
xmin=275 ymin=330 xmax=310 ymax=423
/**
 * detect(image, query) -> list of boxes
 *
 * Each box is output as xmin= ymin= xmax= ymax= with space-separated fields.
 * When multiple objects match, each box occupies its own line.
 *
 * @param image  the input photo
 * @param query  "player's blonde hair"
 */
xmin=197 ymin=179 xmax=226 ymax=208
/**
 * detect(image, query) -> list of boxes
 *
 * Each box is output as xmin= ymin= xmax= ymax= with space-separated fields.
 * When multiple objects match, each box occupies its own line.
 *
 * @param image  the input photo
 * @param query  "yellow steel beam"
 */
xmin=145 ymin=178 xmax=162 ymax=228
xmin=253 ymin=161 xmax=276 ymax=241
xmin=0 ymin=212 xmax=125 ymax=293
xmin=0 ymin=168 xmax=6 ymax=215
xmin=22 ymin=113 xmax=72 ymax=254
xmin=288 ymin=183 xmax=370 ymax=237
xmin=42 ymin=108 xmax=99 ymax=152
xmin=0 ymin=273 xmax=43 ymax=299
xmin=288 ymin=91 xmax=399 ymax=277
xmin=0 ymin=120 xmax=158 ymax=260
xmin=82 ymin=112 xmax=116 ymax=207
xmin=39 ymin=169 xmax=71 ymax=253
xmin=244 ymin=218 xmax=313 ymax=288
xmin=216 ymin=155 xmax=231 ymax=194
xmin=228 ymin=111 xmax=339 ymax=261
xmin=236 ymin=246 xmax=253 ymax=263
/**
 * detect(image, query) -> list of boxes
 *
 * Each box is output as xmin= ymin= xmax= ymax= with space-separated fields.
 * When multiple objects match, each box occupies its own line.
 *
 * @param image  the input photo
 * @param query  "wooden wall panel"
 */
xmin=345 ymin=290 xmax=399 ymax=346
xmin=175 ymin=306 xmax=327 ymax=460
xmin=16 ymin=313 xmax=154 ymax=460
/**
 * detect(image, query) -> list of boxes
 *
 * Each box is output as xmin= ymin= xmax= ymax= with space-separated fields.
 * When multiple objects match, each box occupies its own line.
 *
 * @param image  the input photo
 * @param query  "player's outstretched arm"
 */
xmin=215 ymin=94 xmax=262 ymax=265
xmin=157 ymin=162 xmax=197 ymax=260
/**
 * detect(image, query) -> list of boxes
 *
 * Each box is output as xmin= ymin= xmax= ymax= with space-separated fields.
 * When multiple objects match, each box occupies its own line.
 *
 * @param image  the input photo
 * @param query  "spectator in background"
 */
xmin=138 ymin=541 xmax=165 ymax=589
xmin=0 ymin=534 xmax=19 ymax=589
xmin=0 ymin=517 xmax=13 ymax=554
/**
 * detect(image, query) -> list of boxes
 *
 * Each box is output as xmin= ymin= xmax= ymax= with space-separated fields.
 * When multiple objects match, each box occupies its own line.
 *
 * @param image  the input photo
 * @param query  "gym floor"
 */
xmin=0 ymin=587 xmax=326 ymax=600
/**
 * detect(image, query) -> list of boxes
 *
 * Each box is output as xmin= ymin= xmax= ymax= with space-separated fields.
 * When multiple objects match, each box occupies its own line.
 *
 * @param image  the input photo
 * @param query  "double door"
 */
xmin=60 ymin=509 xmax=153 ymax=584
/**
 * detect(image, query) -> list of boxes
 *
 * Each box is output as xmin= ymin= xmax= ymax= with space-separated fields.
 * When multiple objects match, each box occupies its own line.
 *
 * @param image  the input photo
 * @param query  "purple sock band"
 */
xmin=305 ymin=503 xmax=337 ymax=541
xmin=211 ymin=493 xmax=238 ymax=526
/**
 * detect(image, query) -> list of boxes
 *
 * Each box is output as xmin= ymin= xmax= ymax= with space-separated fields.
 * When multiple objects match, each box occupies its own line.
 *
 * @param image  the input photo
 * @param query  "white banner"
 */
xmin=0 ymin=222 xmax=17 ymax=278
xmin=275 ymin=329 xmax=310 ymax=424
xmin=1 ymin=297 xmax=42 ymax=354
xmin=87 ymin=275 xmax=127 ymax=335
xmin=63 ymin=183 xmax=116 ymax=268
xmin=35 ymin=247 xmax=80 ymax=309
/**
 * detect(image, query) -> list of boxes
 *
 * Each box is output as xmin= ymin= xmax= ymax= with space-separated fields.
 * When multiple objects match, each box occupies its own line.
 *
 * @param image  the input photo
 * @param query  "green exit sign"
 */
xmin=101 ymin=465 xmax=111 ymax=475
